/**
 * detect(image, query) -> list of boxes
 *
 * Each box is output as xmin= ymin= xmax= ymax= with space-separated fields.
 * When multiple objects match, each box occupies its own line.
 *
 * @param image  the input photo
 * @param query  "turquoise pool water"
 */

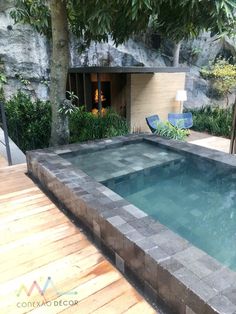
xmin=63 ymin=141 xmax=236 ymax=269
xmin=63 ymin=142 xmax=182 ymax=182
xmin=102 ymin=150 xmax=236 ymax=270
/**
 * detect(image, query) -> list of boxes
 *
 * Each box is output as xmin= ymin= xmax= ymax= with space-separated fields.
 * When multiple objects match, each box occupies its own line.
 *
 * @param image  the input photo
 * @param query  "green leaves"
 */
xmin=69 ymin=108 xmax=129 ymax=143
xmin=152 ymin=0 xmax=236 ymax=43
xmin=190 ymin=105 xmax=233 ymax=138
xmin=10 ymin=0 xmax=51 ymax=36
xmin=154 ymin=121 xmax=189 ymax=141
xmin=58 ymin=92 xmax=79 ymax=116
xmin=4 ymin=91 xmax=51 ymax=152
xmin=12 ymin=0 xmax=236 ymax=49
xmin=201 ymin=58 xmax=236 ymax=105
xmin=11 ymin=0 xmax=159 ymax=46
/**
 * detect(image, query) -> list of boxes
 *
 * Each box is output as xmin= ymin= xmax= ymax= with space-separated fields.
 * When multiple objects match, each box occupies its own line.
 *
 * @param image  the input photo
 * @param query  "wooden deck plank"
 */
xmin=0 ymin=186 xmax=40 ymax=201
xmin=0 ymin=199 xmax=53 ymax=220
xmin=60 ymin=278 xmax=131 ymax=314
xmin=0 ymin=213 xmax=68 ymax=246
xmin=91 ymin=289 xmax=142 ymax=314
xmin=0 ymin=251 xmax=104 ymax=312
xmin=0 ymin=222 xmax=75 ymax=255
xmin=0 ymin=164 xmax=157 ymax=314
xmin=0 ymin=163 xmax=26 ymax=173
xmin=30 ymin=264 xmax=122 ymax=314
xmin=124 ymin=300 xmax=159 ymax=313
xmin=0 ymin=232 xmax=85 ymax=272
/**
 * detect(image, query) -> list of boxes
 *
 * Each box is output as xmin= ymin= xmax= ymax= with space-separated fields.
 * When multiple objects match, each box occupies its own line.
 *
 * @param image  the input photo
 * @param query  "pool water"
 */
xmin=103 ymin=151 xmax=236 ymax=270
xmin=63 ymin=142 xmax=183 ymax=182
xmin=63 ymin=141 xmax=236 ymax=270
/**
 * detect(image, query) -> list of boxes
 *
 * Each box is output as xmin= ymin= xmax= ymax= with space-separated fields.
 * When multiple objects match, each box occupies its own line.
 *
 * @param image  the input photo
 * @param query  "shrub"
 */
xmin=188 ymin=105 xmax=233 ymax=138
xmin=200 ymin=59 xmax=236 ymax=105
xmin=3 ymin=93 xmax=129 ymax=152
xmin=154 ymin=121 xmax=189 ymax=141
xmin=4 ymin=91 xmax=51 ymax=152
xmin=69 ymin=107 xmax=129 ymax=143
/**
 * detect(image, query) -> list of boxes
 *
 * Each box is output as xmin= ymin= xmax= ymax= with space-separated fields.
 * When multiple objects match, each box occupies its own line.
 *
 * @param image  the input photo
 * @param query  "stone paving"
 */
xmin=188 ymin=130 xmax=230 ymax=153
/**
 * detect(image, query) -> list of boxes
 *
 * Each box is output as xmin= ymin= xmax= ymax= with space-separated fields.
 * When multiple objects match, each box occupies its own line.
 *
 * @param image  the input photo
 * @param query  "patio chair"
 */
xmin=168 ymin=112 xmax=193 ymax=129
xmin=146 ymin=115 xmax=160 ymax=133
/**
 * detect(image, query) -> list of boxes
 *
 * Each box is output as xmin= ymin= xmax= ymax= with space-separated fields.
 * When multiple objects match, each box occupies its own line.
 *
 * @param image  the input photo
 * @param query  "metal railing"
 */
xmin=230 ymin=100 xmax=236 ymax=154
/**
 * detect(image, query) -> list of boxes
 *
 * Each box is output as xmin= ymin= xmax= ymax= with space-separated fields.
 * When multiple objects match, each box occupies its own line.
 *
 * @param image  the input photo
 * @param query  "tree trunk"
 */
xmin=173 ymin=41 xmax=182 ymax=67
xmin=49 ymin=0 xmax=69 ymax=146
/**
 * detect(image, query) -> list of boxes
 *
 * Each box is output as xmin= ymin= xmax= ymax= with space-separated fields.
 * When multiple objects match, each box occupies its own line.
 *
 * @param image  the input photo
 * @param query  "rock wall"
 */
xmin=70 ymin=37 xmax=166 ymax=67
xmin=0 ymin=1 xmax=49 ymax=100
xmin=1 ymin=2 xmax=235 ymax=107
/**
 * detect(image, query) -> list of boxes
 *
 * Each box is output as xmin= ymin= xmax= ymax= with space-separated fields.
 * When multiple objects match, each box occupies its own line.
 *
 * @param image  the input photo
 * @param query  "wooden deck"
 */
xmin=0 ymin=164 xmax=157 ymax=314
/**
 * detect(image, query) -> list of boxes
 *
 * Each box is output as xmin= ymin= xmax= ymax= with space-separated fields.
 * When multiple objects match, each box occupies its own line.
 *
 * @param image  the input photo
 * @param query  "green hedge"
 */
xmin=3 ymin=91 xmax=129 ymax=152
xmin=4 ymin=91 xmax=51 ymax=152
xmin=188 ymin=105 xmax=233 ymax=138
xmin=69 ymin=107 xmax=129 ymax=143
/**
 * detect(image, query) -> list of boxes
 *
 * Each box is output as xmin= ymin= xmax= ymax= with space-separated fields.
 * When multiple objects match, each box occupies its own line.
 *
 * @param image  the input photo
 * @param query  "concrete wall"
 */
xmin=0 ymin=128 xmax=26 ymax=165
xmin=129 ymin=73 xmax=186 ymax=132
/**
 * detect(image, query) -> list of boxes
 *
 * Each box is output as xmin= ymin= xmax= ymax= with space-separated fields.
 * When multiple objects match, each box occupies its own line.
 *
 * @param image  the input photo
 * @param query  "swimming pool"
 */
xmin=102 ymin=151 xmax=236 ymax=270
xmin=64 ymin=140 xmax=236 ymax=270
xmin=27 ymin=135 xmax=236 ymax=314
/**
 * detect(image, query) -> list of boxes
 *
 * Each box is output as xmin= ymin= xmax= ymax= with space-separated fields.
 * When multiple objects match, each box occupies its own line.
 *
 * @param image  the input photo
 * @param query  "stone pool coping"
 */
xmin=26 ymin=134 xmax=236 ymax=314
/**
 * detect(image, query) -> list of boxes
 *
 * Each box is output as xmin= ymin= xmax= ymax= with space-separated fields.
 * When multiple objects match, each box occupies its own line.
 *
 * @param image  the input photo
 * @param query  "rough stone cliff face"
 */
xmin=0 ymin=0 xmax=49 ymax=100
xmin=181 ymin=34 xmax=236 ymax=108
xmin=1 ymin=2 xmax=235 ymax=107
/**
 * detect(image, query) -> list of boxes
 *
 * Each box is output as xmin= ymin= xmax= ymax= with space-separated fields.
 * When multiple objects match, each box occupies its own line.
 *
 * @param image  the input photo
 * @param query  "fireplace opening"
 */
xmin=67 ymin=72 xmax=127 ymax=117
xmin=92 ymin=81 xmax=111 ymax=110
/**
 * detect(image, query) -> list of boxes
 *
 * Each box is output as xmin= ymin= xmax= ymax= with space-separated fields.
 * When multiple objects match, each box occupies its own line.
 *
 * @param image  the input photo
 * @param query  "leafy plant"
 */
xmin=15 ymin=73 xmax=31 ymax=86
xmin=188 ymin=105 xmax=233 ymax=138
xmin=10 ymin=0 xmax=51 ymax=36
xmin=4 ymin=91 xmax=51 ymax=152
xmin=154 ymin=121 xmax=189 ymax=141
xmin=201 ymin=59 xmax=236 ymax=105
xmin=69 ymin=107 xmax=129 ymax=143
xmin=3 ymin=92 xmax=129 ymax=151
xmin=58 ymin=91 xmax=79 ymax=115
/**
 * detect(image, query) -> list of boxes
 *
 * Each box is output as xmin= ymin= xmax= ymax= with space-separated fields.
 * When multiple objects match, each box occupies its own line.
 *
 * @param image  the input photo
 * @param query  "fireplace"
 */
xmin=92 ymin=81 xmax=111 ymax=110
xmin=67 ymin=71 xmax=128 ymax=117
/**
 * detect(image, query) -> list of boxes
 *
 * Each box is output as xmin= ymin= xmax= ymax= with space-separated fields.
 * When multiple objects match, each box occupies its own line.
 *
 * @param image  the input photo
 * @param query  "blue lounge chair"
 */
xmin=146 ymin=115 xmax=160 ymax=133
xmin=168 ymin=112 xmax=193 ymax=129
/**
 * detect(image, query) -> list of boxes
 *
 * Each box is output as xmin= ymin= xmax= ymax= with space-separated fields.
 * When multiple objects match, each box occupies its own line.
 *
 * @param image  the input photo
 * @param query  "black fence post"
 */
xmin=0 ymin=101 xmax=12 ymax=165
xmin=230 ymin=100 xmax=236 ymax=154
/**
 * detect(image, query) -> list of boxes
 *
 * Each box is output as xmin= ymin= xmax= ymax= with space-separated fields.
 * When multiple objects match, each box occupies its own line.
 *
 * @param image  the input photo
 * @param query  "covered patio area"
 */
xmin=67 ymin=66 xmax=188 ymax=133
